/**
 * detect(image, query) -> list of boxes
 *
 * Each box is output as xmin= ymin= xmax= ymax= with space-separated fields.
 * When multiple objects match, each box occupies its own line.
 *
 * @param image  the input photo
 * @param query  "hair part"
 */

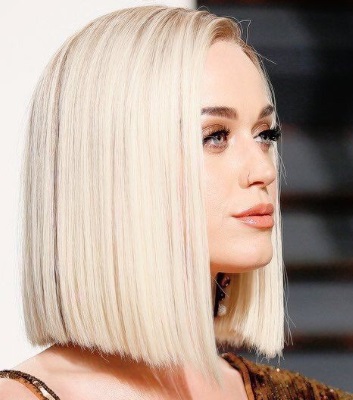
xmin=20 ymin=4 xmax=284 ymax=388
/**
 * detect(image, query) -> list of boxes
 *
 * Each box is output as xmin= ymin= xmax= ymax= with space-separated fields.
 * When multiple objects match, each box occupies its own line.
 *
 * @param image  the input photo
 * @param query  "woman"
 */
xmin=0 ymin=5 xmax=351 ymax=399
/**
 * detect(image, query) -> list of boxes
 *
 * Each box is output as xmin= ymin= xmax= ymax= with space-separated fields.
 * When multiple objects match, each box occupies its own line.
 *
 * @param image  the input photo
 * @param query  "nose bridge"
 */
xmin=238 ymin=136 xmax=277 ymax=188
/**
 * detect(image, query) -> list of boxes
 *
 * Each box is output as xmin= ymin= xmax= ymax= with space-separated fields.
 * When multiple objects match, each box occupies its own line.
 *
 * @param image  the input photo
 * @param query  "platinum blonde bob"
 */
xmin=20 ymin=4 xmax=284 ymax=386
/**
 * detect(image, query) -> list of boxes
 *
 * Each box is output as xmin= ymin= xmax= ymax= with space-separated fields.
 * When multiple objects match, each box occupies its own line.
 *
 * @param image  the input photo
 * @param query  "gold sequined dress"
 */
xmin=0 ymin=352 xmax=352 ymax=399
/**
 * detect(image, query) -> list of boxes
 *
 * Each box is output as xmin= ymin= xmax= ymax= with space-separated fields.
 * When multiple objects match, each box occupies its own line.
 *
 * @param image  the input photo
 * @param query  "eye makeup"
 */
xmin=202 ymin=124 xmax=281 ymax=150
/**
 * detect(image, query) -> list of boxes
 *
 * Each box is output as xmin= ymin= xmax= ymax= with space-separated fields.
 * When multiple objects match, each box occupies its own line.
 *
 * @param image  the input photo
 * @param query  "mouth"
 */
xmin=232 ymin=203 xmax=274 ymax=229
xmin=232 ymin=203 xmax=274 ymax=217
xmin=233 ymin=214 xmax=274 ymax=229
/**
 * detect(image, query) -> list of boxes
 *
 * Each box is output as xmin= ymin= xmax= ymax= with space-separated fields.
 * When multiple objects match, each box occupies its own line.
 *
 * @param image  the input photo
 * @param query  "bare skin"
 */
xmin=202 ymin=42 xmax=277 ymax=280
xmin=0 ymin=40 xmax=277 ymax=399
xmin=1 ymin=343 xmax=247 ymax=399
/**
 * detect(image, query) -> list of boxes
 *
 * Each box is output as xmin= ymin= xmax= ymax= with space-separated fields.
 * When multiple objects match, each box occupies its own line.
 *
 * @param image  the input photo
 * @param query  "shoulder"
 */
xmin=0 ymin=376 xmax=38 ymax=399
xmin=253 ymin=361 xmax=351 ymax=399
xmin=0 ymin=367 xmax=62 ymax=400
xmin=222 ymin=352 xmax=353 ymax=400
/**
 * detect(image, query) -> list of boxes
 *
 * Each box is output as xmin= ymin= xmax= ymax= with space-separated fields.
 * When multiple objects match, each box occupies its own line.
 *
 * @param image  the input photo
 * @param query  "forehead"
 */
xmin=201 ymin=40 xmax=269 ymax=114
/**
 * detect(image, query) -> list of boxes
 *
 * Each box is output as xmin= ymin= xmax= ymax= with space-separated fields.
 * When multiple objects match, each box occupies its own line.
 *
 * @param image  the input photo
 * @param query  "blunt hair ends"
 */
xmin=20 ymin=5 xmax=284 ymax=388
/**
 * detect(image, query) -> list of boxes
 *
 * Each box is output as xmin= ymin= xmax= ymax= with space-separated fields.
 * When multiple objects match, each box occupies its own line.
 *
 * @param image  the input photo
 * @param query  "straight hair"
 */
xmin=20 ymin=5 xmax=284 ymax=387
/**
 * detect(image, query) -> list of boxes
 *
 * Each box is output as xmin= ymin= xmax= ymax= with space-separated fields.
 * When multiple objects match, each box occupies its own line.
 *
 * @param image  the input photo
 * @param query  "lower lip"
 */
xmin=234 ymin=215 xmax=274 ymax=228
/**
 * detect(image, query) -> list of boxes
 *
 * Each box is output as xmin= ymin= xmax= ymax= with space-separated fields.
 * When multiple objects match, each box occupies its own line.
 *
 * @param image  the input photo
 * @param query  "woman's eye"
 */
xmin=202 ymin=128 xmax=231 ymax=149
xmin=202 ymin=125 xmax=282 ymax=150
xmin=255 ymin=126 xmax=282 ymax=147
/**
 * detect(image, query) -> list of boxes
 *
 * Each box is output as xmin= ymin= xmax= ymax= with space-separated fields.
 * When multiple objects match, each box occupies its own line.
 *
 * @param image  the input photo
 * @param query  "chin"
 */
xmin=211 ymin=250 xmax=273 ymax=275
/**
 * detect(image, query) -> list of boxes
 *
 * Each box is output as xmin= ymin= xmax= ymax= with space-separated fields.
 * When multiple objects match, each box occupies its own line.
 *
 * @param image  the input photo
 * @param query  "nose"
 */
xmin=239 ymin=139 xmax=277 ymax=189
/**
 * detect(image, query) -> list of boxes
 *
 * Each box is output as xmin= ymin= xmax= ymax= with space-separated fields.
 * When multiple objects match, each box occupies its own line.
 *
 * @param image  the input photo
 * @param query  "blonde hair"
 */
xmin=20 ymin=4 xmax=284 ymax=387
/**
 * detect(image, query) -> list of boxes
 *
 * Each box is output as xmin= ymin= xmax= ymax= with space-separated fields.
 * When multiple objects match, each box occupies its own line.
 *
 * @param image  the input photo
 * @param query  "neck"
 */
xmin=46 ymin=343 xmax=227 ymax=396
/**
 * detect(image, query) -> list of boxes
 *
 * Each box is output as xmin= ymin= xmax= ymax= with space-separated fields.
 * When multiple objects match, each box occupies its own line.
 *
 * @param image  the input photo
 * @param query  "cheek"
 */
xmin=268 ymin=175 xmax=278 ymax=204
xmin=203 ymin=157 xmax=276 ymax=274
xmin=203 ymin=159 xmax=232 ymax=224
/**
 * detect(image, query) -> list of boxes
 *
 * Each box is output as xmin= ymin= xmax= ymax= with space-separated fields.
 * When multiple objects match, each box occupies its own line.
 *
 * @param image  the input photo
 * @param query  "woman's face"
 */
xmin=201 ymin=40 xmax=278 ymax=278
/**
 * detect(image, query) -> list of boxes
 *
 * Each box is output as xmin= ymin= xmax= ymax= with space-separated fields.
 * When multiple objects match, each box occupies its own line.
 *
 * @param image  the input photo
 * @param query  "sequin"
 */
xmin=221 ymin=352 xmax=353 ymax=400
xmin=0 ymin=369 xmax=60 ymax=399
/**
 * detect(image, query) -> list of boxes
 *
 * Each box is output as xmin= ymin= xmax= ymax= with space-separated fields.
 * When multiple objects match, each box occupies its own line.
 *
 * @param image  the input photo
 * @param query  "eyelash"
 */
xmin=202 ymin=125 xmax=282 ymax=150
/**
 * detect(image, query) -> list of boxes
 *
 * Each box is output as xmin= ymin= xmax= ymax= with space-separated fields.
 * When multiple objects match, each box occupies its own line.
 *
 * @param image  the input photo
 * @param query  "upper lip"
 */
xmin=233 ymin=203 xmax=274 ymax=218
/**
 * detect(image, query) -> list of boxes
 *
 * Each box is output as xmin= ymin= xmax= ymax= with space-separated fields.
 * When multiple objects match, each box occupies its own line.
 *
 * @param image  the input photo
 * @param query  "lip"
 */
xmin=235 ymin=215 xmax=274 ymax=228
xmin=232 ymin=203 xmax=274 ymax=229
xmin=232 ymin=203 xmax=274 ymax=218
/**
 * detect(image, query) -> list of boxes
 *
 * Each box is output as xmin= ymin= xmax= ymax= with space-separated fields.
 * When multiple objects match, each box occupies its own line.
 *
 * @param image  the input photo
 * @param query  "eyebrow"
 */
xmin=201 ymin=104 xmax=275 ymax=120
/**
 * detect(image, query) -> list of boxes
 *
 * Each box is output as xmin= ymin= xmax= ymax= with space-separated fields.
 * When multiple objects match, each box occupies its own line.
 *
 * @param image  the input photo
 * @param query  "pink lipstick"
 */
xmin=232 ymin=203 xmax=274 ymax=229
